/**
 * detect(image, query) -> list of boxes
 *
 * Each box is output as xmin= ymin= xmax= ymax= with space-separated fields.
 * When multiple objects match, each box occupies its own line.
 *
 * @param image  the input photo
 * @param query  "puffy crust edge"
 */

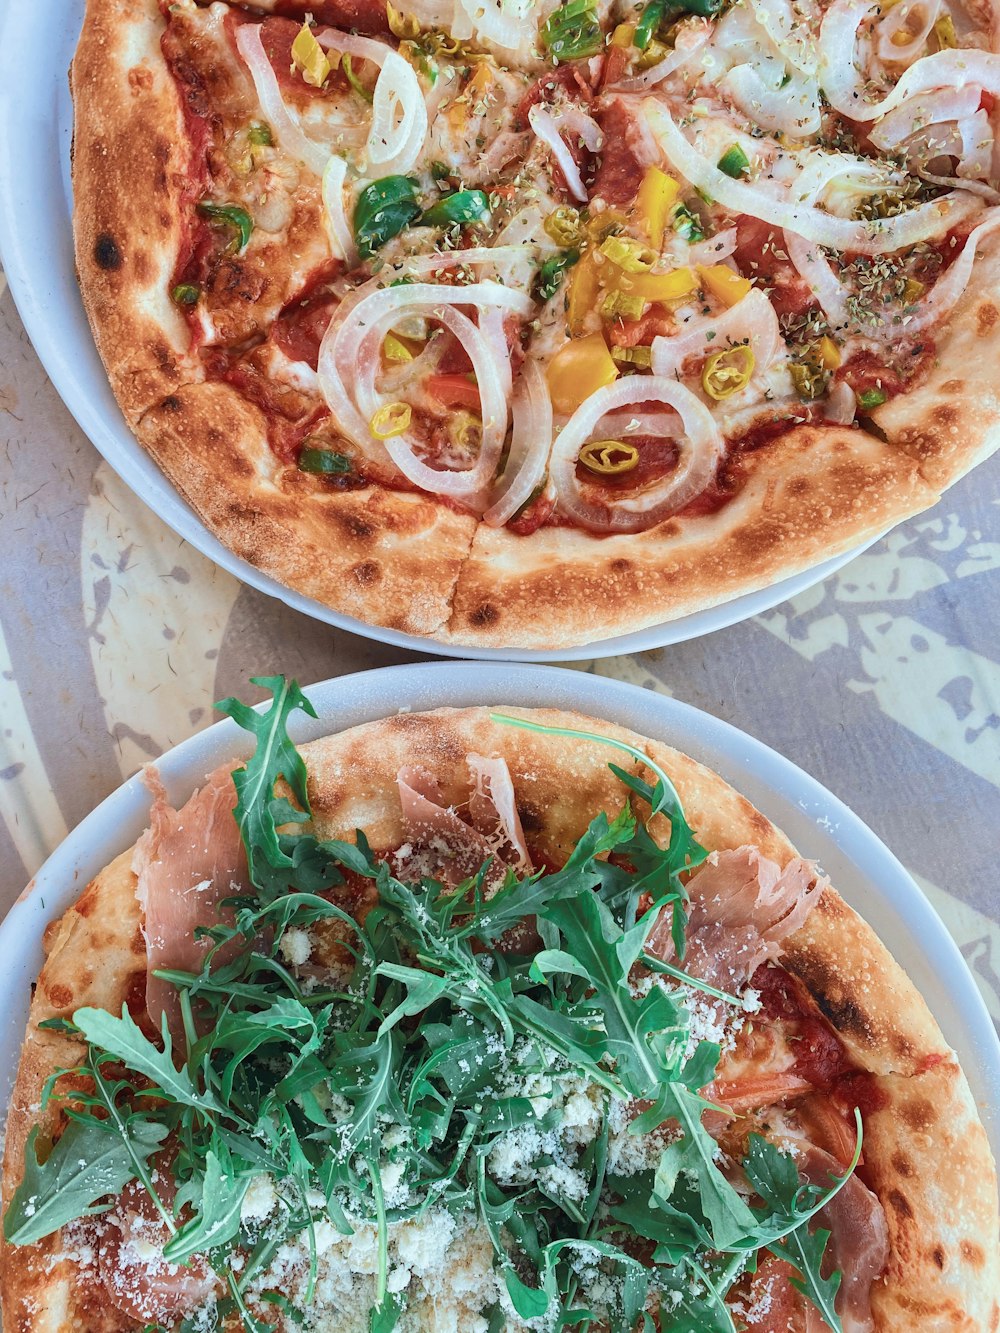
xmin=72 ymin=0 xmax=195 ymax=423
xmin=135 ymin=383 xmax=478 ymax=638
xmin=446 ymin=425 xmax=938 ymax=649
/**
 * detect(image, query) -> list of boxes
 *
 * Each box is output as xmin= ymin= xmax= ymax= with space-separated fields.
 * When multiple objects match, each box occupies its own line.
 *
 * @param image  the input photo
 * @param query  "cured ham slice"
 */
xmin=394 ymin=754 xmax=533 ymax=888
xmin=647 ymin=846 xmax=824 ymax=988
xmin=96 ymin=1170 xmax=217 ymax=1321
xmin=132 ymin=766 xmax=249 ymax=1041
xmin=739 ymin=1142 xmax=888 ymax=1332
xmin=789 ymin=1141 xmax=890 ymax=1333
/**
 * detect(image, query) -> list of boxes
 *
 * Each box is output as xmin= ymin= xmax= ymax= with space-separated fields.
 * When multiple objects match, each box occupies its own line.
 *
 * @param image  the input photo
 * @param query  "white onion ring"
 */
xmin=824 ymin=380 xmax=858 ymax=424
xmin=650 ymin=288 xmax=781 ymax=383
xmin=686 ymin=227 xmax=739 ymax=265
xmin=550 ymin=377 xmax=723 ymax=533
xmin=876 ymin=0 xmax=940 ymax=65
xmin=875 ymin=208 xmax=1000 ymax=335
xmin=484 ymin=360 xmax=553 ymax=526
xmin=322 ymin=155 xmax=357 ymax=265
xmin=555 ymin=105 xmax=605 ymax=152
xmin=317 ymin=281 xmax=533 ymax=498
xmin=644 ymin=100 xmax=983 ymax=254
xmin=235 ymin=24 xmax=332 ymax=177
xmin=316 ymin=29 xmax=390 ymax=66
xmin=374 ymin=309 xmax=506 ymax=500
xmin=365 ymin=50 xmax=428 ymax=176
xmin=783 ymin=231 xmax=852 ymax=332
xmin=616 ymin=19 xmax=713 ymax=91
xmin=822 ymin=14 xmax=1000 ymax=123
xmin=456 ymin=0 xmax=532 ymax=51
xmin=528 ymin=104 xmax=589 ymax=202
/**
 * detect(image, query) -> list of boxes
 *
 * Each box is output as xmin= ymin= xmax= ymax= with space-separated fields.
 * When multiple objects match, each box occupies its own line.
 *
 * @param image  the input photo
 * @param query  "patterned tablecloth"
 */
xmin=1 ymin=268 xmax=998 ymax=1034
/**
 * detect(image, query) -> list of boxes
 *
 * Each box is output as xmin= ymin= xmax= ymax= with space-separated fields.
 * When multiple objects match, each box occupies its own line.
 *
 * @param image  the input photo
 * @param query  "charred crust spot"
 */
xmin=931 ymin=1245 xmax=946 ymax=1270
xmin=130 ymin=927 xmax=147 ymax=957
xmin=162 ymin=394 xmax=182 ymax=413
xmin=47 ymin=982 xmax=73 ymax=1009
xmin=470 ymin=603 xmax=500 ymax=628
xmin=960 ymin=1239 xmax=985 ymax=1268
xmin=351 ymin=560 xmax=381 ymax=588
xmin=940 ymin=379 xmax=964 ymax=393
xmin=788 ymin=476 xmax=811 ymax=497
xmin=154 ymin=342 xmax=175 ymax=374
xmin=887 ymin=1188 xmax=914 ymax=1221
xmin=517 ymin=802 xmax=544 ymax=833
xmin=94 ymin=233 xmax=123 ymax=272
xmin=977 ymin=301 xmax=999 ymax=335
xmin=932 ymin=403 xmax=959 ymax=427
xmin=901 ymin=1097 xmax=934 ymax=1131
xmin=891 ymin=1152 xmax=913 ymax=1178
xmin=610 ymin=558 xmax=631 ymax=574
xmin=805 ymin=983 xmax=871 ymax=1044
xmin=342 ymin=514 xmax=375 ymax=540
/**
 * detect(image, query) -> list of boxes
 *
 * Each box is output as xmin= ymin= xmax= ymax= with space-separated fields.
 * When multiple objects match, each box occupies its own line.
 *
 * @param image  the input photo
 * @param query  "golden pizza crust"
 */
xmin=445 ymin=428 xmax=938 ymax=648
xmin=71 ymin=0 xmax=196 ymax=424
xmin=3 ymin=708 xmax=996 ymax=1329
xmin=72 ymin=0 xmax=1000 ymax=649
xmin=135 ymin=383 xmax=478 ymax=637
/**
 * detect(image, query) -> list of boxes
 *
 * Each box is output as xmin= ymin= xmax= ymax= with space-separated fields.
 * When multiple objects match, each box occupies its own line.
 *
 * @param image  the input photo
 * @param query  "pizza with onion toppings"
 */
xmin=73 ymin=0 xmax=1000 ymax=647
xmin=1 ymin=684 xmax=997 ymax=1330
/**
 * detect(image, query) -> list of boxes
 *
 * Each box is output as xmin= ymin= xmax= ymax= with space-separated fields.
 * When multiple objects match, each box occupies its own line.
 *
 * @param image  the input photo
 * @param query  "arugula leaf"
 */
xmin=164 ymin=1144 xmax=251 ymax=1264
xmin=4 ymin=1116 xmax=167 ymax=1245
xmin=215 ymin=676 xmax=318 ymax=900
xmin=777 ymin=1225 xmax=843 ymax=1329
xmin=72 ymin=1006 xmax=222 ymax=1114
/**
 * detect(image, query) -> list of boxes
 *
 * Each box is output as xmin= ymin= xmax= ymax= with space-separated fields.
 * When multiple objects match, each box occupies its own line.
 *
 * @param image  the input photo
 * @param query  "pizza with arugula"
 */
xmin=1 ymin=685 xmax=997 ymax=1330
xmin=72 ymin=0 xmax=1000 ymax=647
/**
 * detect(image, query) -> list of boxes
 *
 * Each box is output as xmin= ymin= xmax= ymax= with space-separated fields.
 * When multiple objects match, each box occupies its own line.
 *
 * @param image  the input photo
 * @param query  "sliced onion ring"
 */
xmin=644 ymin=100 xmax=982 ymax=254
xmin=484 ymin=360 xmax=553 ymax=527
xmin=322 ymin=155 xmax=357 ymax=264
xmin=529 ymin=104 xmax=590 ymax=203
xmin=650 ymin=288 xmax=781 ymax=383
xmin=616 ymin=19 xmax=712 ymax=91
xmin=236 ymin=24 xmax=332 ymax=177
xmin=550 ymin=377 xmax=723 ymax=533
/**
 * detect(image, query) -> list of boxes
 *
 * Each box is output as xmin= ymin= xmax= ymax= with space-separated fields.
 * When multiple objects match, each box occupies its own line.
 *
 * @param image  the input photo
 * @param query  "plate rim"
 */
xmin=1 ymin=661 xmax=997 ymax=1160
xmin=0 ymin=0 xmax=881 ymax=662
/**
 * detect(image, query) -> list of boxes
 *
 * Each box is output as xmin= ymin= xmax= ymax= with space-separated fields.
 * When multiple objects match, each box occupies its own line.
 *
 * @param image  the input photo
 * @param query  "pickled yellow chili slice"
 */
xmin=701 ymin=344 xmax=755 ymax=400
xmin=370 ymin=402 xmax=413 ymax=438
xmin=578 ymin=439 xmax=640 ymax=474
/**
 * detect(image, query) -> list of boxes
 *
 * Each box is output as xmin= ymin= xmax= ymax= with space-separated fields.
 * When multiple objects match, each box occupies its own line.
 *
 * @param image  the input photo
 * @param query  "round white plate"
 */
xmin=0 ymin=0 xmax=879 ymax=663
xmin=1 ymin=663 xmax=997 ymax=1167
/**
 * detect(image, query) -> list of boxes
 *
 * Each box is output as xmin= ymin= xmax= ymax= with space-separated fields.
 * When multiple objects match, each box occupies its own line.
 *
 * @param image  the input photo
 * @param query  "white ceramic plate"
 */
xmin=0 ymin=0 xmax=880 ymax=663
xmin=1 ymin=662 xmax=997 ymax=1168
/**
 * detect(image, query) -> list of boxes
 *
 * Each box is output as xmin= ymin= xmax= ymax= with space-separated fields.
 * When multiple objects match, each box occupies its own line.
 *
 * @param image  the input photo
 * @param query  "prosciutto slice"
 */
xmin=648 ymin=846 xmax=824 ymax=988
xmin=788 ymin=1141 xmax=890 ymax=1333
xmin=132 ymin=766 xmax=250 ymax=1041
xmin=394 ymin=754 xmax=533 ymax=888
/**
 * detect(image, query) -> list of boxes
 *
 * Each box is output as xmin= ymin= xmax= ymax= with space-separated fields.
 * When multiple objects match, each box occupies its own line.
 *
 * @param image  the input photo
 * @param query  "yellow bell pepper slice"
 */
xmin=546 ymin=333 xmax=619 ymax=415
xmin=567 ymin=251 xmax=604 ymax=336
xmin=620 ymin=267 xmax=697 ymax=305
xmin=697 ymin=264 xmax=752 ymax=308
xmin=611 ymin=22 xmax=635 ymax=47
xmin=637 ymin=167 xmax=681 ymax=251
xmin=291 ymin=24 xmax=332 ymax=88
xmin=934 ymin=14 xmax=957 ymax=45
xmin=817 ymin=335 xmax=841 ymax=370
xmin=383 ymin=333 xmax=415 ymax=364
xmin=449 ymin=62 xmax=493 ymax=129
